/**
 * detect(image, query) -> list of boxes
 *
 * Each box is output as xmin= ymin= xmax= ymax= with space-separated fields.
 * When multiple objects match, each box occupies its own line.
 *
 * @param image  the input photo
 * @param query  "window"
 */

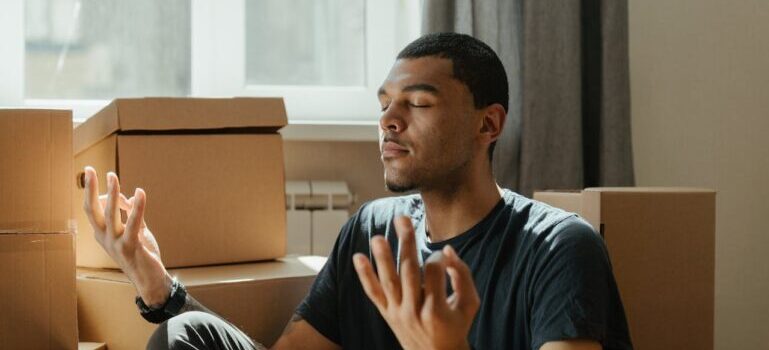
xmin=245 ymin=0 xmax=365 ymax=86
xmin=0 ymin=0 xmax=421 ymax=127
xmin=25 ymin=0 xmax=191 ymax=99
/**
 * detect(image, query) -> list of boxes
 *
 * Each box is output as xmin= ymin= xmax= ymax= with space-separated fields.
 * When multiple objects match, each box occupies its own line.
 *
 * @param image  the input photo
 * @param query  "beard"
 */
xmin=382 ymin=151 xmax=473 ymax=194
xmin=384 ymin=168 xmax=419 ymax=193
xmin=385 ymin=178 xmax=417 ymax=193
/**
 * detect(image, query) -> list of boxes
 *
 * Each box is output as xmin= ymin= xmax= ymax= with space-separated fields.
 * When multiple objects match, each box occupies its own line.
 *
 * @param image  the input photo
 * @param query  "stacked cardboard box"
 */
xmin=534 ymin=187 xmax=715 ymax=350
xmin=78 ymin=258 xmax=319 ymax=350
xmin=73 ymin=98 xmax=319 ymax=349
xmin=0 ymin=110 xmax=78 ymax=350
xmin=72 ymin=97 xmax=288 ymax=268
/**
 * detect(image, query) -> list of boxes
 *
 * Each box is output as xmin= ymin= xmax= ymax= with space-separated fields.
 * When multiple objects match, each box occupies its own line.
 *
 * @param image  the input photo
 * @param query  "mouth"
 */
xmin=381 ymin=141 xmax=409 ymax=159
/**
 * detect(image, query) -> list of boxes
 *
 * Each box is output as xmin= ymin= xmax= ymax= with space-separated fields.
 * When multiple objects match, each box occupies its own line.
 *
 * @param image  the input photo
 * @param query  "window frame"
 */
xmin=0 ymin=0 xmax=420 ymax=138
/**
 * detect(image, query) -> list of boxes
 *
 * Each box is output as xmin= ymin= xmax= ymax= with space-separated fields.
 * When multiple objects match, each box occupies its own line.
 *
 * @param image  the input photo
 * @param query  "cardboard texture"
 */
xmin=77 ymin=257 xmax=318 ymax=350
xmin=0 ymin=233 xmax=77 ymax=350
xmin=0 ymin=109 xmax=73 ymax=233
xmin=73 ymin=98 xmax=288 ymax=268
xmin=534 ymin=187 xmax=716 ymax=350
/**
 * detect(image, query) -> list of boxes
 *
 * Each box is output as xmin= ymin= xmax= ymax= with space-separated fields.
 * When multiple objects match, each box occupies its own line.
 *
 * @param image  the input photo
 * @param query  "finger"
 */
xmin=423 ymin=250 xmax=448 ymax=311
xmin=353 ymin=253 xmax=388 ymax=310
xmin=395 ymin=216 xmax=420 ymax=310
xmin=444 ymin=245 xmax=480 ymax=315
xmin=83 ymin=167 xmax=105 ymax=231
xmin=104 ymin=172 xmax=123 ymax=236
xmin=101 ymin=193 xmax=132 ymax=211
xmin=371 ymin=235 xmax=402 ymax=305
xmin=124 ymin=188 xmax=146 ymax=245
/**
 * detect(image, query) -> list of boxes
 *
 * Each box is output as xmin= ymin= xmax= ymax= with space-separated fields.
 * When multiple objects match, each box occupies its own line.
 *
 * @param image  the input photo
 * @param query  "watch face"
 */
xmin=165 ymin=280 xmax=187 ymax=315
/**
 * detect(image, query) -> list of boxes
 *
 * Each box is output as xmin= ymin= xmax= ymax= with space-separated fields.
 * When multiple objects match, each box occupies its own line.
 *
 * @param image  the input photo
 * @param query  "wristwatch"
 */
xmin=135 ymin=277 xmax=187 ymax=324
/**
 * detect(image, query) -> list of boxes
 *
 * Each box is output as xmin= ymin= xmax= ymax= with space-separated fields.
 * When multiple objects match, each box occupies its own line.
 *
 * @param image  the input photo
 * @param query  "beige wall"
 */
xmin=283 ymin=140 xmax=391 ymax=212
xmin=629 ymin=1 xmax=769 ymax=349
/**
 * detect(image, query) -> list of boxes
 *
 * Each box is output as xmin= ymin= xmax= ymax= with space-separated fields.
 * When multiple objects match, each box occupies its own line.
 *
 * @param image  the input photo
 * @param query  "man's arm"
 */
xmin=270 ymin=314 xmax=341 ymax=350
xmin=530 ymin=218 xmax=628 ymax=350
xmin=83 ymin=168 xmax=220 ymax=319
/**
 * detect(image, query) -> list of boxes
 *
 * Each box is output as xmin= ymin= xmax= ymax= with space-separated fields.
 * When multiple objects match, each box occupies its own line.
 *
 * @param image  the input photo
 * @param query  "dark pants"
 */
xmin=147 ymin=311 xmax=259 ymax=350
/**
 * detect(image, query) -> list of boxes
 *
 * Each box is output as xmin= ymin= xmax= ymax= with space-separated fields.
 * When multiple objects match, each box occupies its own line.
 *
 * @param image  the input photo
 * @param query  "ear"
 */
xmin=478 ymin=103 xmax=506 ymax=146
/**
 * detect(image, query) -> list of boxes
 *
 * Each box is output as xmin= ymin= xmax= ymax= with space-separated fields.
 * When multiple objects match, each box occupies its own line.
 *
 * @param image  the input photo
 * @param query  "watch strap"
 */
xmin=135 ymin=278 xmax=187 ymax=324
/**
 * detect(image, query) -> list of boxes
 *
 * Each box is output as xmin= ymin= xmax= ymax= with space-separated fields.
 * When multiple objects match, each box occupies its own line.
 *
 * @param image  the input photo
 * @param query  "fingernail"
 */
xmin=443 ymin=245 xmax=456 ymax=257
xmin=352 ymin=253 xmax=365 ymax=266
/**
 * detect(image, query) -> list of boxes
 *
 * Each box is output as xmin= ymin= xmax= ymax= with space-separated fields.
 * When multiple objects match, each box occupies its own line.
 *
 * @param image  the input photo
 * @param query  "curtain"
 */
xmin=422 ymin=0 xmax=634 ymax=197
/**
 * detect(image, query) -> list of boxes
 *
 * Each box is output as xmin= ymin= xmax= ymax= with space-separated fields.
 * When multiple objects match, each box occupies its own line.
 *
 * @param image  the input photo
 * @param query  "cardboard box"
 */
xmin=77 ymin=256 xmax=319 ymax=350
xmin=0 ymin=233 xmax=77 ymax=349
xmin=73 ymin=98 xmax=288 ymax=268
xmin=534 ymin=187 xmax=716 ymax=350
xmin=0 ymin=109 xmax=73 ymax=233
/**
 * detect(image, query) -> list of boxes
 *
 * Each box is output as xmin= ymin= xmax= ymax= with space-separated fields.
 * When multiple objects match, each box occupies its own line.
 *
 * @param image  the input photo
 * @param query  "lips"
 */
xmin=381 ymin=141 xmax=409 ymax=158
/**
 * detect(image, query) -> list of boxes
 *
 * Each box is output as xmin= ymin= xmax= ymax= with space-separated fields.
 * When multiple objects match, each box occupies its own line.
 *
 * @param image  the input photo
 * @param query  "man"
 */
xmin=83 ymin=33 xmax=632 ymax=350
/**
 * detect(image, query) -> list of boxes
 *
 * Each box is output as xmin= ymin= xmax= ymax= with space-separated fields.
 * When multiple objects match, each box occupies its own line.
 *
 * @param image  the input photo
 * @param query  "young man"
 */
xmin=83 ymin=33 xmax=632 ymax=350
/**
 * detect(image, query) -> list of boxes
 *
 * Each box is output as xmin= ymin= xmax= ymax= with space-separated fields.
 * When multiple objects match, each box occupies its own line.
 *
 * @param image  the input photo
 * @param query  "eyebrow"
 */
xmin=377 ymin=83 xmax=440 ymax=97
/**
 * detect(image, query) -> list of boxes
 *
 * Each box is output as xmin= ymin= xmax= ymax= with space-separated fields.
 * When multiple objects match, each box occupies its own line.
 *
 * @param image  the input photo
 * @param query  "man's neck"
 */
xmin=421 ymin=172 xmax=503 ymax=243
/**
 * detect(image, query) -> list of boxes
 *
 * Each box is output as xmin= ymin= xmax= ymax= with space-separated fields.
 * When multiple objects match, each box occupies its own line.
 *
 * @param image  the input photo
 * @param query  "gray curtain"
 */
xmin=423 ymin=0 xmax=634 ymax=197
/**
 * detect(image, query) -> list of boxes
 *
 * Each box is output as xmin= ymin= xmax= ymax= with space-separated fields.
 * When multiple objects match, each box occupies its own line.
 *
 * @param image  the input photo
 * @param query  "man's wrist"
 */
xmin=136 ymin=273 xmax=173 ymax=308
xmin=136 ymin=278 xmax=188 ymax=324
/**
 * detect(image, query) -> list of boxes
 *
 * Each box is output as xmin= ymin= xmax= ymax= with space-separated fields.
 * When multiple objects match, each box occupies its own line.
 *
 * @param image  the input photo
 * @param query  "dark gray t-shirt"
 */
xmin=296 ymin=189 xmax=633 ymax=350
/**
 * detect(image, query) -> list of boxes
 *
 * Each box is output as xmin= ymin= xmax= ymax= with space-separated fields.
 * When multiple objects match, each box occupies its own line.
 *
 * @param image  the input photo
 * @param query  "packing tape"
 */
xmin=0 ymin=219 xmax=77 ymax=234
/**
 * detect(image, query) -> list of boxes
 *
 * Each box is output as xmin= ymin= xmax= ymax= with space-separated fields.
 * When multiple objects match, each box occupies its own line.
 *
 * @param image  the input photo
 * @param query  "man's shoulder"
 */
xmin=500 ymin=189 xmax=599 ymax=242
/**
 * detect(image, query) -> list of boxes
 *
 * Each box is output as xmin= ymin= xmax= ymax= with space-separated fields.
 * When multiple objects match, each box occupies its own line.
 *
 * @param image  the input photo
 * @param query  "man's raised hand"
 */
xmin=353 ymin=216 xmax=480 ymax=350
xmin=82 ymin=166 xmax=172 ymax=307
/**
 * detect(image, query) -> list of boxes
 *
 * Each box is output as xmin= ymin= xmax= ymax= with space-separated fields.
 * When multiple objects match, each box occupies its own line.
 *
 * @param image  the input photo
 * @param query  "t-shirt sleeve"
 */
xmin=294 ymin=217 xmax=356 ymax=345
xmin=529 ymin=218 xmax=626 ymax=350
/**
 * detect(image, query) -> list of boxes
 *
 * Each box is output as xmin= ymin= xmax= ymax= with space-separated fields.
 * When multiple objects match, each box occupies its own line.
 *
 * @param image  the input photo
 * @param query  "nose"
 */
xmin=379 ymin=105 xmax=406 ymax=133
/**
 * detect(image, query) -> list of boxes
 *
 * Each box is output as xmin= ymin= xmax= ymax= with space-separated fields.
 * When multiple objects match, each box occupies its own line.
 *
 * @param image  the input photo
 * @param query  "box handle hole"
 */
xmin=76 ymin=171 xmax=86 ymax=189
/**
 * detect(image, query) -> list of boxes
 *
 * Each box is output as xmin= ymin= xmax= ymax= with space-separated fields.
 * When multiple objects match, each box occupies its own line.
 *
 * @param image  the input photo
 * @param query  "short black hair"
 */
xmin=397 ymin=32 xmax=509 ymax=162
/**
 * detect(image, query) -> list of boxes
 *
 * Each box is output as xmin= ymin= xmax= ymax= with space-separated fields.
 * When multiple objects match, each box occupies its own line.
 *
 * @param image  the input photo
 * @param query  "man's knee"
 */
xmin=146 ymin=311 xmax=225 ymax=350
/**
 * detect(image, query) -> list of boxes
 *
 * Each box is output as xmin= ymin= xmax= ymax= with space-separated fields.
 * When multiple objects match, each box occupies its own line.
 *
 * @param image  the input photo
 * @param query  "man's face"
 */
xmin=377 ymin=56 xmax=481 ymax=193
